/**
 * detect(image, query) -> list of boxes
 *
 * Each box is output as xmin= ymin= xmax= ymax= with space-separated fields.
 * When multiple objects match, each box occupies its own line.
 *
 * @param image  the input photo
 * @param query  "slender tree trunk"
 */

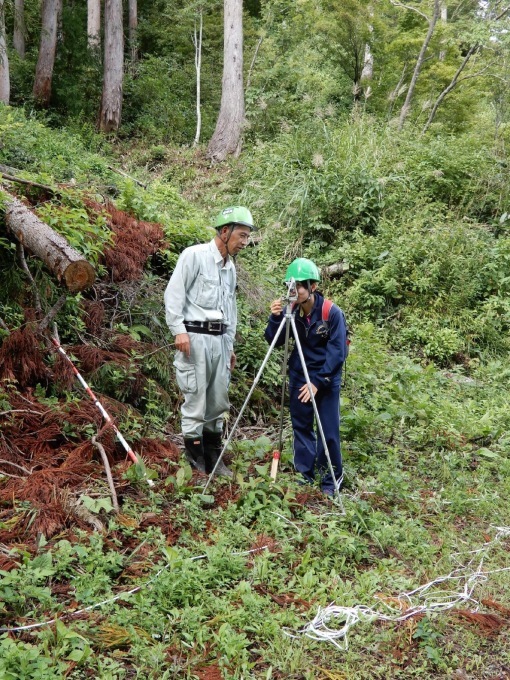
xmin=387 ymin=62 xmax=408 ymax=119
xmin=439 ymin=2 xmax=447 ymax=60
xmin=99 ymin=0 xmax=124 ymax=132
xmin=246 ymin=35 xmax=263 ymax=91
xmin=0 ymin=1 xmax=9 ymax=104
xmin=87 ymin=0 xmax=101 ymax=52
xmin=422 ymin=44 xmax=477 ymax=133
xmin=193 ymin=10 xmax=203 ymax=146
xmin=14 ymin=0 xmax=25 ymax=59
xmin=398 ymin=0 xmax=440 ymax=131
xmin=33 ymin=0 xmax=62 ymax=105
xmin=360 ymin=11 xmax=374 ymax=95
xmin=128 ymin=0 xmax=138 ymax=68
xmin=207 ymin=0 xmax=245 ymax=161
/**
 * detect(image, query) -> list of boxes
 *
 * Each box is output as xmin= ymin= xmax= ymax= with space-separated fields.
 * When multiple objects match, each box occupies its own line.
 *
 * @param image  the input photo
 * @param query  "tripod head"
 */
xmin=282 ymin=277 xmax=298 ymax=305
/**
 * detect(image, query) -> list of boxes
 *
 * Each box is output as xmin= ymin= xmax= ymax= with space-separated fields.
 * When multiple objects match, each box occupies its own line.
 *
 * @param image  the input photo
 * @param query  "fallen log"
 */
xmin=3 ymin=192 xmax=95 ymax=292
xmin=322 ymin=262 xmax=350 ymax=278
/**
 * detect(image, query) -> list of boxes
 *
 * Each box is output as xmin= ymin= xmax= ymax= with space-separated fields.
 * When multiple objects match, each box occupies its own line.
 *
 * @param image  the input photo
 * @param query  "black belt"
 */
xmin=184 ymin=320 xmax=227 ymax=336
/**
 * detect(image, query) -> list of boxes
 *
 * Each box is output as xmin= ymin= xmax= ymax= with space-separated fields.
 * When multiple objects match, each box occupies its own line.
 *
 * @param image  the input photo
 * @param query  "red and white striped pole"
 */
xmin=50 ymin=336 xmax=154 ymax=486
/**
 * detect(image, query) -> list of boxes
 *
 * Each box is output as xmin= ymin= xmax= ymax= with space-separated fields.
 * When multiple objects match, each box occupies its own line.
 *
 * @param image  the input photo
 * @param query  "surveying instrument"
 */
xmin=202 ymin=278 xmax=343 ymax=506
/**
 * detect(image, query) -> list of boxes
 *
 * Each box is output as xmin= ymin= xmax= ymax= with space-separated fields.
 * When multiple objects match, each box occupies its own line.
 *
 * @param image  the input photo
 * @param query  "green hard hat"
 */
xmin=284 ymin=258 xmax=321 ymax=283
xmin=214 ymin=205 xmax=255 ymax=231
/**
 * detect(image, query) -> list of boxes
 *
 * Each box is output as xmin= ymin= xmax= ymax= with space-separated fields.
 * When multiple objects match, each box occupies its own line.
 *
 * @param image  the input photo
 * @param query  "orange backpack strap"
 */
xmin=322 ymin=298 xmax=334 ymax=322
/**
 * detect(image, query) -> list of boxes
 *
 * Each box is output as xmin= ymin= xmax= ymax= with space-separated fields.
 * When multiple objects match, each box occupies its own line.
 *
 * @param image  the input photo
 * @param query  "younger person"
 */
xmin=264 ymin=258 xmax=347 ymax=495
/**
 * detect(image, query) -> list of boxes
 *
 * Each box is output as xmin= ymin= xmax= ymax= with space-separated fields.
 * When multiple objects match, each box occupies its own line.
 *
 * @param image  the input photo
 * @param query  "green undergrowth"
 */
xmin=2 ymin=326 xmax=510 ymax=679
xmin=2 ymin=97 xmax=510 ymax=679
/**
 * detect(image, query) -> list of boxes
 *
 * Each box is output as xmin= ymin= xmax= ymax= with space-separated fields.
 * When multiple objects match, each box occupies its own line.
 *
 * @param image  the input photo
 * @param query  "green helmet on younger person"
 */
xmin=214 ymin=206 xmax=255 ymax=231
xmin=285 ymin=258 xmax=321 ymax=283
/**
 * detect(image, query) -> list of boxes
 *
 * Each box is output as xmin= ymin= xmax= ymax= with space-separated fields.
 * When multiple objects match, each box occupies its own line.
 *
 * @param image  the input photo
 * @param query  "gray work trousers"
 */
xmin=173 ymin=332 xmax=231 ymax=438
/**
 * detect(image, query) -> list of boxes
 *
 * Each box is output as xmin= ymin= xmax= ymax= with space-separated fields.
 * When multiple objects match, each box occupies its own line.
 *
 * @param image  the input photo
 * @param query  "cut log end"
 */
xmin=63 ymin=261 xmax=96 ymax=292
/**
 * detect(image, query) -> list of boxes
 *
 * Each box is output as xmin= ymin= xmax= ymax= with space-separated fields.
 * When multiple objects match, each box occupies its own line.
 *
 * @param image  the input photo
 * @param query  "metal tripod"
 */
xmin=202 ymin=280 xmax=343 ymax=506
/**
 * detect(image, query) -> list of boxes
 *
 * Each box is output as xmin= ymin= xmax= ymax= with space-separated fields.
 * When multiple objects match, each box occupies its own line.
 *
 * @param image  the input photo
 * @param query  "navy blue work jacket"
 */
xmin=264 ymin=292 xmax=347 ymax=390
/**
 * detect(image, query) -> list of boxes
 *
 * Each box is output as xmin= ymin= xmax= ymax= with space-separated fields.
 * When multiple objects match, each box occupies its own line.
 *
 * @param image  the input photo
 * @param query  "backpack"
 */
xmin=322 ymin=298 xmax=351 ymax=362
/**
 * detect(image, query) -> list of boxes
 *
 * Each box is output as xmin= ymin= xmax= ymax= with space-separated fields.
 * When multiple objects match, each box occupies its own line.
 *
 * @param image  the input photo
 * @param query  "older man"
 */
xmin=164 ymin=206 xmax=255 ymax=476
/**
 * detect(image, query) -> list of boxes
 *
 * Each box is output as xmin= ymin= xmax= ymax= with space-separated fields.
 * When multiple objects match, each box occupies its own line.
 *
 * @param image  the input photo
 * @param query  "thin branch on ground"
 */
xmin=16 ymin=242 xmax=42 ymax=314
xmin=0 ymin=409 xmax=47 ymax=417
xmin=0 ymin=459 xmax=32 ymax=475
xmin=38 ymin=294 xmax=67 ymax=333
xmin=107 ymin=165 xmax=147 ymax=189
xmin=91 ymin=434 xmax=120 ymax=513
xmin=1 ymin=173 xmax=58 ymax=193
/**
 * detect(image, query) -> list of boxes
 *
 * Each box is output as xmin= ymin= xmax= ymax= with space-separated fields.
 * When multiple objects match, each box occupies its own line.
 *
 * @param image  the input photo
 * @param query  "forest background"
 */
xmin=1 ymin=0 xmax=510 ymax=678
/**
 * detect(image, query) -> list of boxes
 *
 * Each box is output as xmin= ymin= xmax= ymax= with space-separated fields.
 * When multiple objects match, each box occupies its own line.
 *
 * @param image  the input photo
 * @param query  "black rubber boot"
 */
xmin=183 ymin=437 xmax=210 ymax=474
xmin=203 ymin=431 xmax=233 ymax=478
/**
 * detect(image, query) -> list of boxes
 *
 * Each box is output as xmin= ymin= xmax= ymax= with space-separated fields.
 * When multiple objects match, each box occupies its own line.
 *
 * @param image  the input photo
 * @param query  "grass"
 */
xmin=1 ymin=324 xmax=510 ymax=679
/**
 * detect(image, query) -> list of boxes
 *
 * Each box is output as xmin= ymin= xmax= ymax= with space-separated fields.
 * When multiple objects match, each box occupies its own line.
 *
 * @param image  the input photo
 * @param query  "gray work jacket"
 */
xmin=164 ymin=239 xmax=237 ymax=351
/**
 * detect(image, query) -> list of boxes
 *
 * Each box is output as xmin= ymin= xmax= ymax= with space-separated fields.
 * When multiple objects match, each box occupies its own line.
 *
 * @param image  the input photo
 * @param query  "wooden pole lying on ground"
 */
xmin=3 ymin=191 xmax=95 ymax=292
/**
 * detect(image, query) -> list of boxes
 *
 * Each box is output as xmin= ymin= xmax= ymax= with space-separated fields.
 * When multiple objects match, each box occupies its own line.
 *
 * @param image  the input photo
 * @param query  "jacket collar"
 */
xmin=297 ymin=291 xmax=323 ymax=320
xmin=209 ymin=238 xmax=234 ymax=270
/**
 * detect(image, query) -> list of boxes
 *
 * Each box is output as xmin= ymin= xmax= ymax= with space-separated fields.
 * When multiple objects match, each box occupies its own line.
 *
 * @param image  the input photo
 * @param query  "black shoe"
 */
xmin=203 ymin=432 xmax=233 ymax=478
xmin=183 ymin=437 xmax=210 ymax=474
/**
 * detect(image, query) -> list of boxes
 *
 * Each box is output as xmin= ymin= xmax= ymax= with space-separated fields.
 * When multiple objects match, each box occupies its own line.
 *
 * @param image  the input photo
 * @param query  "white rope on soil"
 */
xmin=290 ymin=525 xmax=510 ymax=650
xmin=0 ymin=545 xmax=268 ymax=634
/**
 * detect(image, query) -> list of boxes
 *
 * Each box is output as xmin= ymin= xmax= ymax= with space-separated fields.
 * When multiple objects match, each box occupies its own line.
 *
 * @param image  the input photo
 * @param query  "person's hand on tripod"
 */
xmin=270 ymin=299 xmax=283 ymax=316
xmin=298 ymin=382 xmax=318 ymax=403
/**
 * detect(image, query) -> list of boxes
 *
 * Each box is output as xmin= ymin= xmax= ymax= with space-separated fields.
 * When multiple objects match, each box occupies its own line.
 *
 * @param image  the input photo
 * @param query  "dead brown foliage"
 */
xmin=84 ymin=199 xmax=165 ymax=283
xmin=195 ymin=664 xmax=223 ymax=680
xmin=82 ymin=299 xmax=105 ymax=336
xmin=452 ymin=610 xmax=506 ymax=634
xmin=0 ymin=323 xmax=49 ymax=384
xmin=254 ymin=584 xmax=312 ymax=610
xmin=0 ymin=384 xmax=167 ymax=543
xmin=482 ymin=598 xmax=510 ymax=617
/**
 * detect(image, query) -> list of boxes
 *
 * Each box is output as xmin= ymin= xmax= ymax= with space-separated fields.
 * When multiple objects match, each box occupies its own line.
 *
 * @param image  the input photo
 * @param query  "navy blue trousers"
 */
xmin=289 ymin=378 xmax=342 ymax=493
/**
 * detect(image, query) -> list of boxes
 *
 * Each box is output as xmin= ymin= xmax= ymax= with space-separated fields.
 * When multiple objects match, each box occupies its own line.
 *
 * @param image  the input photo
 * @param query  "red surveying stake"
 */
xmin=270 ymin=450 xmax=280 ymax=481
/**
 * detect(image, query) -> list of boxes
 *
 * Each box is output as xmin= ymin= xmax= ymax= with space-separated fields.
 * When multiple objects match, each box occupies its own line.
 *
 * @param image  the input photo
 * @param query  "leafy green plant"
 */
xmin=36 ymin=198 xmax=112 ymax=267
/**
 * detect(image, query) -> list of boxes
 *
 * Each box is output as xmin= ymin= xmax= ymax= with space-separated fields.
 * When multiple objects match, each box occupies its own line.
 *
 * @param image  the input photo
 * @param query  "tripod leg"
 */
xmin=290 ymin=315 xmax=343 ymax=508
xmin=202 ymin=314 xmax=288 ymax=495
xmin=277 ymin=310 xmax=292 ymax=455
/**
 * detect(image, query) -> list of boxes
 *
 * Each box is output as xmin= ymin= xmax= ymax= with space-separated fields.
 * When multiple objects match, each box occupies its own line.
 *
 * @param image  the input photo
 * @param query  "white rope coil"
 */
xmin=293 ymin=526 xmax=510 ymax=650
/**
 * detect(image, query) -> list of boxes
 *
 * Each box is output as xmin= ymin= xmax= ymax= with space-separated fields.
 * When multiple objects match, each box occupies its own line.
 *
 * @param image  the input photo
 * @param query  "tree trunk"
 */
xmin=128 ymin=0 xmax=138 ymax=68
xmin=87 ymin=0 xmax=101 ymax=52
xmin=422 ymin=44 xmax=477 ymax=133
xmin=207 ymin=0 xmax=245 ymax=162
xmin=33 ymin=0 xmax=62 ymax=105
xmin=4 ymin=193 xmax=95 ymax=292
xmin=0 ymin=0 xmax=10 ymax=104
xmin=99 ymin=0 xmax=124 ymax=132
xmin=397 ymin=0 xmax=440 ymax=131
xmin=193 ymin=10 xmax=203 ymax=146
xmin=13 ymin=0 xmax=25 ymax=59
xmin=322 ymin=262 xmax=350 ymax=278
xmin=439 ymin=2 xmax=447 ymax=60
